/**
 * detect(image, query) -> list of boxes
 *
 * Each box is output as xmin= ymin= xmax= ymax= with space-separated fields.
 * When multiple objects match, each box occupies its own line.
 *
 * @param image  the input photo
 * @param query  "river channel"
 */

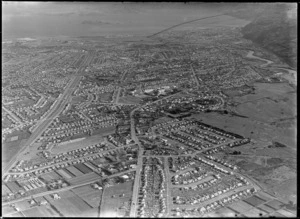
xmin=246 ymin=50 xmax=297 ymax=85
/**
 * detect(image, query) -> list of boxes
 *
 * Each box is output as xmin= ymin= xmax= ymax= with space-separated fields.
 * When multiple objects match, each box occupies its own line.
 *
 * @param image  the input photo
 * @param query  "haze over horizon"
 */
xmin=3 ymin=2 xmax=244 ymax=40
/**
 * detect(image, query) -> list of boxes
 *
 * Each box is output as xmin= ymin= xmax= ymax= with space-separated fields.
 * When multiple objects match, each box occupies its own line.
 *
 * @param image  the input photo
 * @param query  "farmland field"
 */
xmin=56 ymin=169 xmax=73 ymax=179
xmin=74 ymin=163 xmax=93 ymax=174
xmin=244 ymin=195 xmax=266 ymax=207
xmin=2 ymin=184 xmax=12 ymax=195
xmin=66 ymin=166 xmax=84 ymax=177
xmin=265 ymin=199 xmax=285 ymax=210
xmin=242 ymin=207 xmax=267 ymax=217
xmin=5 ymin=181 xmax=23 ymax=193
xmin=257 ymin=204 xmax=276 ymax=214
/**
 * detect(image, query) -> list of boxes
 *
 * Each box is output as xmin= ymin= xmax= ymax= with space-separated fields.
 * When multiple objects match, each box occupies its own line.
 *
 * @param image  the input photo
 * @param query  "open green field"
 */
xmin=98 ymin=92 xmax=114 ymax=102
xmin=2 ymin=205 xmax=17 ymax=216
xmin=153 ymin=116 xmax=174 ymax=125
xmin=227 ymin=200 xmax=254 ymax=214
xmin=4 ymin=212 xmax=24 ymax=217
xmin=91 ymin=126 xmax=116 ymax=136
xmin=22 ymin=205 xmax=60 ymax=217
xmin=119 ymin=95 xmax=141 ymax=104
xmin=71 ymin=95 xmax=87 ymax=104
xmin=3 ymin=128 xmax=32 ymax=169
xmin=14 ymin=200 xmax=32 ymax=212
xmin=100 ymin=181 xmax=133 ymax=217
xmin=273 ymin=178 xmax=297 ymax=203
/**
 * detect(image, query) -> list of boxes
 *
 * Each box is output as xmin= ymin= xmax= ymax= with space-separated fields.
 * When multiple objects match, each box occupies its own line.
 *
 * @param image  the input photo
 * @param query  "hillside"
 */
xmin=241 ymin=3 xmax=297 ymax=68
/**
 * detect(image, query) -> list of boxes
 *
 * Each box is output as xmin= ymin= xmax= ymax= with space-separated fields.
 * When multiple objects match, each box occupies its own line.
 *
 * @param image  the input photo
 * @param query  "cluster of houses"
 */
xmin=168 ymin=156 xmax=196 ymax=173
xmin=154 ymin=120 xmax=195 ymax=135
xmin=137 ymin=157 xmax=167 ymax=217
xmin=183 ymin=127 xmax=227 ymax=145
xmin=173 ymin=177 xmax=250 ymax=206
xmin=171 ymin=188 xmax=256 ymax=217
xmin=165 ymin=132 xmax=211 ymax=151
xmin=203 ymin=145 xmax=227 ymax=155
xmin=47 ymin=179 xmax=69 ymax=190
xmin=205 ymin=155 xmax=238 ymax=171
xmin=225 ymin=138 xmax=251 ymax=148
xmin=9 ymin=142 xmax=113 ymax=176
xmin=196 ymin=156 xmax=234 ymax=176
xmin=179 ymin=174 xmax=221 ymax=192
xmin=171 ymin=167 xmax=208 ymax=186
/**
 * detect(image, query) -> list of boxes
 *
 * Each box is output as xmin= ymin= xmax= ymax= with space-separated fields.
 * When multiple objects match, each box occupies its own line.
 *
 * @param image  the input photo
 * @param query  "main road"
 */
xmin=129 ymin=108 xmax=144 ymax=217
xmin=2 ymin=51 xmax=95 ymax=177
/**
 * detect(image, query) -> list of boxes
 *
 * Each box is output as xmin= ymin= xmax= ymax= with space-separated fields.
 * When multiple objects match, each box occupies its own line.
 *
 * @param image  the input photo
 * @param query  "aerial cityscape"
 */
xmin=2 ymin=2 xmax=297 ymax=218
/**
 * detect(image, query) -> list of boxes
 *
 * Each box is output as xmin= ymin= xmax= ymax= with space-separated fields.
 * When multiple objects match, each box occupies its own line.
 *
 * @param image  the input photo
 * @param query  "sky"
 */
xmin=2 ymin=2 xmax=231 ymax=39
xmin=2 ymin=2 xmax=296 ymax=40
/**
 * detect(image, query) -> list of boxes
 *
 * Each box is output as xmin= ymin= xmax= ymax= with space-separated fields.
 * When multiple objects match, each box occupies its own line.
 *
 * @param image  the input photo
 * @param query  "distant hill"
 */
xmin=240 ymin=3 xmax=297 ymax=68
